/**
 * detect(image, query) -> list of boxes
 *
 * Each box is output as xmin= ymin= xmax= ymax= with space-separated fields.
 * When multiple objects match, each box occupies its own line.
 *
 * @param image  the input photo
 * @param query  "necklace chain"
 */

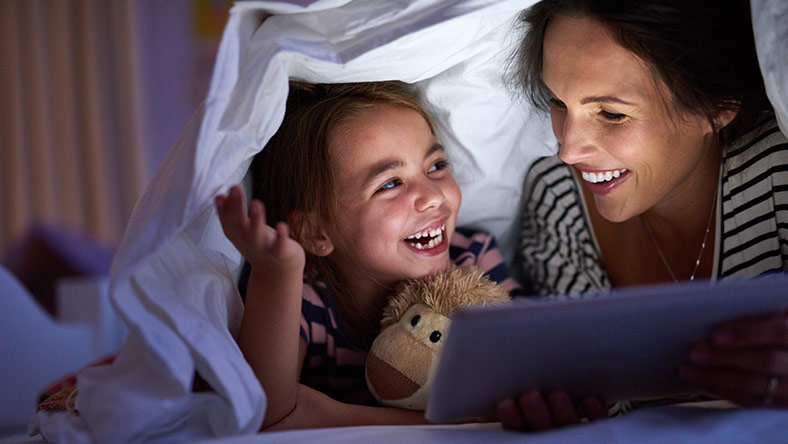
xmin=642 ymin=188 xmax=718 ymax=283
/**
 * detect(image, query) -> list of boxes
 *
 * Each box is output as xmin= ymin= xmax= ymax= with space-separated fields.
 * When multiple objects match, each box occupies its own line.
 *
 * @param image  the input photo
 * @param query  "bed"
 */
xmin=13 ymin=0 xmax=788 ymax=442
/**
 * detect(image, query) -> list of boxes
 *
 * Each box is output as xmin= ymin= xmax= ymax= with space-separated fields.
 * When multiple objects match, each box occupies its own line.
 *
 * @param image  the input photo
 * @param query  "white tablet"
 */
xmin=425 ymin=274 xmax=788 ymax=423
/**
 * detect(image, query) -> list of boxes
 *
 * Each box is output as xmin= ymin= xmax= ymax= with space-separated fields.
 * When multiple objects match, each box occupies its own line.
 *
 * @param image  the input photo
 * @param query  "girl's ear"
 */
xmin=289 ymin=211 xmax=334 ymax=257
xmin=713 ymin=107 xmax=738 ymax=132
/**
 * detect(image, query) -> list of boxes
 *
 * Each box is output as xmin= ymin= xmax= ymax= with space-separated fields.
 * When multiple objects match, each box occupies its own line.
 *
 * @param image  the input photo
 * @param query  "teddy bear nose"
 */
xmin=366 ymin=353 xmax=421 ymax=400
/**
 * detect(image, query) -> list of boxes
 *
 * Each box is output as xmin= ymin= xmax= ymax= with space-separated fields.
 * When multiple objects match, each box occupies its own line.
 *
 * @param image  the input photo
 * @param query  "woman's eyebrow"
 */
xmin=580 ymin=96 xmax=635 ymax=106
xmin=542 ymin=83 xmax=634 ymax=106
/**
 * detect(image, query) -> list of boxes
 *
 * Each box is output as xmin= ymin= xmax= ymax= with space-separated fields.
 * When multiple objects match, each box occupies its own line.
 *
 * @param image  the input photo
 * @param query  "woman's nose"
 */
xmin=554 ymin=113 xmax=595 ymax=165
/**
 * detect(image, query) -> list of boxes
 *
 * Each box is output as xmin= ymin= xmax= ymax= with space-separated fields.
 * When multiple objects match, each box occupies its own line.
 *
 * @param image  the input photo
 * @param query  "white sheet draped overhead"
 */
xmin=29 ymin=0 xmax=788 ymax=443
xmin=32 ymin=1 xmax=548 ymax=442
xmin=0 ymin=0 xmax=143 ymax=253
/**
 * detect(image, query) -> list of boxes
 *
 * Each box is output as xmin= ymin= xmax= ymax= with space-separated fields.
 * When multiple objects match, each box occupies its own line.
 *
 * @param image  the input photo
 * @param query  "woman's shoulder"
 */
xmin=723 ymin=116 xmax=788 ymax=173
xmin=522 ymin=155 xmax=583 ymax=225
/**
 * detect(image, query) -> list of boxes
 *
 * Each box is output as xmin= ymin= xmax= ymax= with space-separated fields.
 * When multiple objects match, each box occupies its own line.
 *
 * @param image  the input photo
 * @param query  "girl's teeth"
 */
xmin=582 ymin=169 xmax=627 ymax=184
xmin=405 ymin=227 xmax=445 ymax=249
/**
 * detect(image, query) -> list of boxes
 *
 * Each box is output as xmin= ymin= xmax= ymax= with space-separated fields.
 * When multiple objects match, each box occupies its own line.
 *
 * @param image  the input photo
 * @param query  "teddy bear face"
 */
xmin=365 ymin=303 xmax=450 ymax=410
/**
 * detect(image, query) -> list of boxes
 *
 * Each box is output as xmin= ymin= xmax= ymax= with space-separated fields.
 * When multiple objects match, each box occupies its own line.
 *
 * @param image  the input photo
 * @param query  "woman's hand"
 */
xmin=496 ymin=390 xmax=607 ymax=431
xmin=681 ymin=312 xmax=788 ymax=407
xmin=215 ymin=185 xmax=305 ymax=274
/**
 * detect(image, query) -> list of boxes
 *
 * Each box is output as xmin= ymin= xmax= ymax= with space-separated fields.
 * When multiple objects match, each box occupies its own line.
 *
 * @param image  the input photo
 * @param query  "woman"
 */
xmin=501 ymin=0 xmax=788 ymax=431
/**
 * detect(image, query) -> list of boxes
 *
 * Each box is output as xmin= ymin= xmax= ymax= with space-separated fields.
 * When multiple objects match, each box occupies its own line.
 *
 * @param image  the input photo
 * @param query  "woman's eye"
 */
xmin=601 ymin=110 xmax=626 ymax=122
xmin=376 ymin=178 xmax=402 ymax=193
xmin=428 ymin=159 xmax=449 ymax=173
xmin=549 ymin=98 xmax=566 ymax=110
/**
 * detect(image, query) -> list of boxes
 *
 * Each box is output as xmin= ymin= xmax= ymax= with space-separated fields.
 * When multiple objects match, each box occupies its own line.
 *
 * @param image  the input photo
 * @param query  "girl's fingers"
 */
xmin=517 ymin=390 xmax=553 ymax=431
xmin=581 ymin=396 xmax=608 ymax=421
xmin=497 ymin=397 xmax=527 ymax=431
xmin=248 ymin=199 xmax=266 ymax=237
xmin=546 ymin=391 xmax=579 ymax=426
xmin=711 ymin=314 xmax=788 ymax=349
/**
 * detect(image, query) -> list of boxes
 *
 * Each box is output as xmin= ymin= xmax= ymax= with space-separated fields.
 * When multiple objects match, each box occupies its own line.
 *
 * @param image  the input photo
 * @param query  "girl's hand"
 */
xmin=215 ymin=185 xmax=305 ymax=273
xmin=496 ymin=390 xmax=607 ymax=431
xmin=681 ymin=312 xmax=788 ymax=407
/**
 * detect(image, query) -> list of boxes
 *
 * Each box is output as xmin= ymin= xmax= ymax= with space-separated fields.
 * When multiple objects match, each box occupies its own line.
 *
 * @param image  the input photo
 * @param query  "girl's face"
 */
xmin=326 ymin=104 xmax=461 ymax=290
xmin=542 ymin=15 xmax=717 ymax=222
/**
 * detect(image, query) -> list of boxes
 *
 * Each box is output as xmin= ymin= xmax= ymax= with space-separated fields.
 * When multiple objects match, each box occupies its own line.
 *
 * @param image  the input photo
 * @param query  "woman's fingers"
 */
xmin=681 ymin=365 xmax=788 ymax=407
xmin=711 ymin=314 xmax=788 ymax=349
xmin=690 ymin=341 xmax=788 ymax=375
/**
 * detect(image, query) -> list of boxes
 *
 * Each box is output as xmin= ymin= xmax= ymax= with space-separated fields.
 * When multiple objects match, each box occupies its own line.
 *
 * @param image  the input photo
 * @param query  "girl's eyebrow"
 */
xmin=362 ymin=143 xmax=444 ymax=187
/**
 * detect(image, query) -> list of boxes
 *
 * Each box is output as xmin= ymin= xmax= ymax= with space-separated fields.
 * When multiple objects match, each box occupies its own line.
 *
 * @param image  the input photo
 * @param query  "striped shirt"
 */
xmin=299 ymin=226 xmax=521 ymax=404
xmin=520 ymin=117 xmax=788 ymax=296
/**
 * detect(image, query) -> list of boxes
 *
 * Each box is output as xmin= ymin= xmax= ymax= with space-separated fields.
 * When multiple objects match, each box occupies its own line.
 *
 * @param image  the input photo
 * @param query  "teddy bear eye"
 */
xmin=429 ymin=331 xmax=442 ymax=343
xmin=410 ymin=315 xmax=421 ymax=327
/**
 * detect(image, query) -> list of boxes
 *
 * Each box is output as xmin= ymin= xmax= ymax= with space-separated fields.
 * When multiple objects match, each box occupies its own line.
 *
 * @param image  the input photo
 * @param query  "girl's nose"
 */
xmin=413 ymin=178 xmax=444 ymax=212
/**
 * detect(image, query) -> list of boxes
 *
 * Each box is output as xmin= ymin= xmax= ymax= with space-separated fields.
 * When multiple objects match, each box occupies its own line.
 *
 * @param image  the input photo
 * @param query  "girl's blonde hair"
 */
xmin=250 ymin=81 xmax=434 ymax=306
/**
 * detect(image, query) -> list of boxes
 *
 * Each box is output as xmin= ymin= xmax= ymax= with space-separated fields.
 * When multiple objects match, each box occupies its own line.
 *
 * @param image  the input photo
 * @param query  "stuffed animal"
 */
xmin=365 ymin=264 xmax=511 ymax=410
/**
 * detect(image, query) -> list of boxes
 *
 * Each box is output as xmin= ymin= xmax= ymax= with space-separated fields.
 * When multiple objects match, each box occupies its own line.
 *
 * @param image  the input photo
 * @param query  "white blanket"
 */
xmin=30 ymin=0 xmax=788 ymax=442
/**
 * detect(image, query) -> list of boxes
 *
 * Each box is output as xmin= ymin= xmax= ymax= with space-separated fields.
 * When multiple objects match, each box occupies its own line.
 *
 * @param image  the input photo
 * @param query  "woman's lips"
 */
xmin=580 ymin=168 xmax=631 ymax=195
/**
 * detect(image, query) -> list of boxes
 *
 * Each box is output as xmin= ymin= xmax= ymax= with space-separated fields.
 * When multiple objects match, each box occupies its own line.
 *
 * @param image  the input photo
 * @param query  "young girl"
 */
xmin=215 ymin=81 xmax=519 ymax=429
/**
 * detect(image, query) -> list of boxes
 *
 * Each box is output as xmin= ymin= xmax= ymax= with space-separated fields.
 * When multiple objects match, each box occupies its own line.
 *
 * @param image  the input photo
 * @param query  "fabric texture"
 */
xmin=520 ymin=117 xmax=788 ymax=297
xmin=299 ymin=227 xmax=521 ymax=404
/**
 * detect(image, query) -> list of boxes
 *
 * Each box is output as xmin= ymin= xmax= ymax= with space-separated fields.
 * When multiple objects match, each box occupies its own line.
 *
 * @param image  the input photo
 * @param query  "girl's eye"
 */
xmin=428 ymin=159 xmax=449 ymax=173
xmin=376 ymin=178 xmax=402 ymax=193
xmin=601 ymin=110 xmax=626 ymax=122
xmin=549 ymin=98 xmax=566 ymax=110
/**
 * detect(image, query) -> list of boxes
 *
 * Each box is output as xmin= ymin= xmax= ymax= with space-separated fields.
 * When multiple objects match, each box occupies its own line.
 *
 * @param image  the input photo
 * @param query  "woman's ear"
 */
xmin=289 ymin=211 xmax=334 ymax=257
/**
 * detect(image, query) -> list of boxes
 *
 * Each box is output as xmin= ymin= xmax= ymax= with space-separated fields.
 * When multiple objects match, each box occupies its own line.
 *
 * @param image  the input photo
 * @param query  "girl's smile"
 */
xmin=402 ymin=222 xmax=448 ymax=254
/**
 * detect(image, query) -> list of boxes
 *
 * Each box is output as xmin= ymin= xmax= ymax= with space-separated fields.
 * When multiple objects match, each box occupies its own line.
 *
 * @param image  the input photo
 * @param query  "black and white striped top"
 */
xmin=520 ymin=118 xmax=788 ymax=296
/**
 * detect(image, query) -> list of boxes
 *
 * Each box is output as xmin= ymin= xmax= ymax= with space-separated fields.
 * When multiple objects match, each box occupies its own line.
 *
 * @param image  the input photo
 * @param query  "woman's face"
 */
xmin=542 ymin=15 xmax=717 ymax=222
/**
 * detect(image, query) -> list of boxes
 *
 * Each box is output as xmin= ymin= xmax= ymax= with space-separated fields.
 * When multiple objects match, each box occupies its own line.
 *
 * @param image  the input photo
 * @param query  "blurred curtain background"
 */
xmin=0 ymin=0 xmax=144 ymax=252
xmin=0 ymin=0 xmax=231 ymax=310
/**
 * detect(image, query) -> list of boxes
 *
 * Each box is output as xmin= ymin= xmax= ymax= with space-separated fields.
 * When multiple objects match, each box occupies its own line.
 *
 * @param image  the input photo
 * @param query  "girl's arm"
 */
xmin=215 ymin=185 xmax=306 ymax=428
xmin=266 ymin=383 xmax=430 ymax=431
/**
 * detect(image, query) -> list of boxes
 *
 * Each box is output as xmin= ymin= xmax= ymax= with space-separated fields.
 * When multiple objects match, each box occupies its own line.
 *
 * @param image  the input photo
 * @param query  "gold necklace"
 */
xmin=642 ymin=189 xmax=717 ymax=283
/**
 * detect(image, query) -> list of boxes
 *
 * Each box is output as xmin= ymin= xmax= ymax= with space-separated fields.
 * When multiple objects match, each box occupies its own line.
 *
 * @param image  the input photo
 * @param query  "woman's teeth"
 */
xmin=581 ymin=169 xmax=628 ymax=184
xmin=404 ymin=224 xmax=445 ymax=250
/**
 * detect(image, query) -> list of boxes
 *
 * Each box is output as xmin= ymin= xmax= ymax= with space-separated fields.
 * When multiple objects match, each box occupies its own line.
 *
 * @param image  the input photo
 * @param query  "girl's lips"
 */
xmin=403 ymin=236 xmax=449 ymax=256
xmin=403 ymin=224 xmax=449 ymax=256
xmin=582 ymin=169 xmax=631 ymax=195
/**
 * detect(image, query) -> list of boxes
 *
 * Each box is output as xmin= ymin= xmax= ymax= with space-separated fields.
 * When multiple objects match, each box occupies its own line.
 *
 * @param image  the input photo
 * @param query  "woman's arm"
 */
xmin=265 ymin=384 xmax=430 ymax=431
xmin=216 ymin=185 xmax=306 ymax=428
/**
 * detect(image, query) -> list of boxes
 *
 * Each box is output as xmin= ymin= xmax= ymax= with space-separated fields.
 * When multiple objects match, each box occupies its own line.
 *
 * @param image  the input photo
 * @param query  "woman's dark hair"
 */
xmin=512 ymin=0 xmax=773 ymax=146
